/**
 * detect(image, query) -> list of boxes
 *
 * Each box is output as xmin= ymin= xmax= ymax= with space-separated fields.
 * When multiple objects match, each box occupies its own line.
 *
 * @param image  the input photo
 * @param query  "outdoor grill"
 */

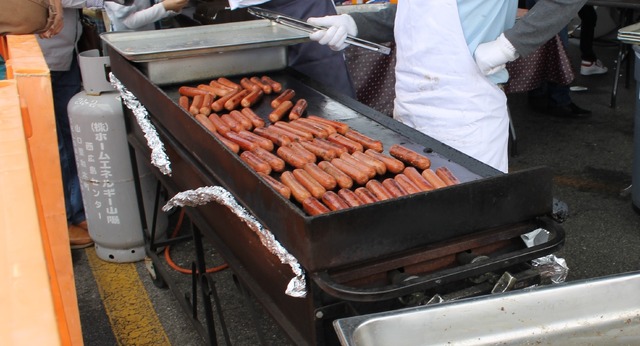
xmin=103 ymin=21 xmax=565 ymax=345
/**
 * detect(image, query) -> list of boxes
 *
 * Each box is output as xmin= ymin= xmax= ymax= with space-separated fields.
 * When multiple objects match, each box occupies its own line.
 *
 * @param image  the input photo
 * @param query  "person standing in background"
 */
xmin=104 ymin=0 xmax=188 ymax=32
xmin=577 ymin=5 xmax=608 ymax=75
xmin=229 ymin=0 xmax=356 ymax=98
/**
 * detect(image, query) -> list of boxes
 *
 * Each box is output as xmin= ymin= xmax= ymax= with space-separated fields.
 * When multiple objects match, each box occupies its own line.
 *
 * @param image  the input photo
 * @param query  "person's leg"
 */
xmin=578 ymin=5 xmax=607 ymax=75
xmin=547 ymin=82 xmax=591 ymax=118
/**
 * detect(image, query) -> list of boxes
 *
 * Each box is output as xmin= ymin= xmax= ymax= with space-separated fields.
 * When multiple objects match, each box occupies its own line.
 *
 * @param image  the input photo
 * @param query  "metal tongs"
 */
xmin=248 ymin=7 xmax=391 ymax=55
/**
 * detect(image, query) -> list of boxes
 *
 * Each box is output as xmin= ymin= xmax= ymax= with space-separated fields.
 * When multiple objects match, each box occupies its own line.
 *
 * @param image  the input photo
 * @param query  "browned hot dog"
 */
xmin=337 ymin=188 xmax=364 ymax=207
xmin=293 ymin=168 xmax=326 ymax=199
xmin=307 ymin=115 xmax=349 ymax=134
xmin=382 ymin=178 xmax=408 ymax=198
xmin=240 ymin=89 xmax=263 ymax=108
xmin=189 ymin=94 xmax=204 ymax=115
xmin=435 ymin=166 xmax=461 ymax=186
xmin=366 ymin=180 xmax=393 ymax=201
xmin=195 ymin=113 xmax=217 ymax=134
xmin=268 ymin=100 xmax=293 ymax=123
xmin=211 ymin=89 xmax=241 ymax=113
xmin=212 ymin=132 xmax=239 ymax=153
xmin=217 ymin=77 xmax=242 ymax=92
xmin=288 ymin=99 xmax=308 ymax=120
xmin=354 ymin=187 xmax=378 ymax=204
xmin=179 ymin=86 xmax=210 ymax=98
xmin=208 ymin=113 xmax=231 ymax=135
xmin=178 ymin=95 xmax=189 ymax=111
xmin=257 ymin=172 xmax=290 ymax=199
xmin=299 ymin=117 xmax=337 ymax=135
xmin=220 ymin=113 xmax=244 ymax=133
xmin=299 ymin=140 xmax=338 ymax=162
xmin=270 ymin=88 xmax=295 ymax=109
xmin=321 ymin=191 xmax=350 ymax=211
xmin=314 ymin=138 xmax=348 ymax=156
xmin=289 ymin=119 xmax=329 ymax=138
xmin=250 ymin=76 xmax=272 ymax=94
xmin=280 ymin=171 xmax=312 ymax=204
xmin=223 ymin=131 xmax=259 ymax=152
xmin=240 ymin=77 xmax=261 ymax=92
xmin=273 ymin=121 xmax=314 ymax=141
xmin=240 ymin=108 xmax=266 ymax=129
xmin=318 ymin=161 xmax=353 ymax=189
xmin=224 ymin=89 xmax=250 ymax=111
xmin=302 ymin=196 xmax=330 ymax=216
xmin=331 ymin=158 xmax=369 ymax=186
xmin=364 ymin=149 xmax=405 ymax=174
xmin=344 ymin=129 xmax=383 ymax=152
xmin=287 ymin=142 xmax=316 ymax=163
xmin=237 ymin=130 xmax=274 ymax=151
xmin=327 ymin=133 xmax=364 ymax=154
xmin=253 ymin=127 xmax=292 ymax=147
xmin=198 ymin=93 xmax=214 ymax=116
xmin=352 ymin=151 xmax=386 ymax=176
xmin=240 ymin=151 xmax=271 ymax=175
xmin=394 ymin=174 xmax=422 ymax=195
xmin=267 ymin=125 xmax=306 ymax=142
xmin=389 ymin=144 xmax=431 ymax=170
xmin=252 ymin=147 xmax=286 ymax=172
xmin=198 ymin=84 xmax=225 ymax=98
xmin=261 ymin=76 xmax=283 ymax=93
xmin=403 ymin=166 xmax=434 ymax=192
xmin=303 ymin=162 xmax=337 ymax=190
xmin=276 ymin=146 xmax=308 ymax=169
xmin=340 ymin=153 xmax=376 ymax=179
xmin=421 ymin=168 xmax=448 ymax=189
xmin=229 ymin=110 xmax=253 ymax=131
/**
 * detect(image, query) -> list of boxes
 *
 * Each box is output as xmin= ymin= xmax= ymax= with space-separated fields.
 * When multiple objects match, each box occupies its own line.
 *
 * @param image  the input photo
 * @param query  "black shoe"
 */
xmin=548 ymin=102 xmax=592 ymax=119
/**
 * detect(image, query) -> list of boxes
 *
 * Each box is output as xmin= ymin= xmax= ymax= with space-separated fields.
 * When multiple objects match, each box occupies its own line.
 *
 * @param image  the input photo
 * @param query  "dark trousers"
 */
xmin=578 ymin=5 xmax=597 ymax=62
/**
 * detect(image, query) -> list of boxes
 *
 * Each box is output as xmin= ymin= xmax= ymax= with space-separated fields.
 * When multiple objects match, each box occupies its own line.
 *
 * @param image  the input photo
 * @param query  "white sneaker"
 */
xmin=580 ymin=59 xmax=608 ymax=76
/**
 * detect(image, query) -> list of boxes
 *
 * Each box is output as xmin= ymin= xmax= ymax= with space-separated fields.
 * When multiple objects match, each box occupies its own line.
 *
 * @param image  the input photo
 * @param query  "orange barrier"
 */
xmin=1 ymin=35 xmax=83 ymax=346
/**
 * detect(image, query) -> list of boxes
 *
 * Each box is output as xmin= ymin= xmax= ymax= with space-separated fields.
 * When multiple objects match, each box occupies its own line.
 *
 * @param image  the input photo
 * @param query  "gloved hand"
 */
xmin=307 ymin=14 xmax=357 ymax=51
xmin=473 ymin=33 xmax=519 ymax=75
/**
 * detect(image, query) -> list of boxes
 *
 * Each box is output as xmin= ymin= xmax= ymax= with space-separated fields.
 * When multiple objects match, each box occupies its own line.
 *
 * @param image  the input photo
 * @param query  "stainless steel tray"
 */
xmin=100 ymin=19 xmax=308 ymax=62
xmin=333 ymin=271 xmax=640 ymax=345
xmin=618 ymin=22 xmax=640 ymax=44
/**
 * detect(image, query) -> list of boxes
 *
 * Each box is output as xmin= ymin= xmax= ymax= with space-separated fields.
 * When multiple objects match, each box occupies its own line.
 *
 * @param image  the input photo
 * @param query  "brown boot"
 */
xmin=76 ymin=220 xmax=88 ymax=231
xmin=69 ymin=224 xmax=93 ymax=249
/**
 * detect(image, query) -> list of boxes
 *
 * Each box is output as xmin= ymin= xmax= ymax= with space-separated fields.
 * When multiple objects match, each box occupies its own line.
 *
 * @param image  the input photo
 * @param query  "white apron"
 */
xmin=393 ymin=0 xmax=510 ymax=172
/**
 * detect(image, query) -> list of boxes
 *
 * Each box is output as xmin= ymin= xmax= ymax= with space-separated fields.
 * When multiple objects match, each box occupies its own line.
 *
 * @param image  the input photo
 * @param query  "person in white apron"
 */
xmin=307 ymin=0 xmax=587 ymax=173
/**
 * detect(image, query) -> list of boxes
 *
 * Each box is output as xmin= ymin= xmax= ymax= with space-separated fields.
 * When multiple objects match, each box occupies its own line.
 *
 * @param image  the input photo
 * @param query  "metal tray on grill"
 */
xmin=101 ymin=20 xmax=308 ymax=85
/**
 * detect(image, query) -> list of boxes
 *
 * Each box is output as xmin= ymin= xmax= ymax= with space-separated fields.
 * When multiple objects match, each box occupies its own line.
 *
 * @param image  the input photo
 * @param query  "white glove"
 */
xmin=307 ymin=14 xmax=358 ymax=51
xmin=474 ymin=33 xmax=519 ymax=75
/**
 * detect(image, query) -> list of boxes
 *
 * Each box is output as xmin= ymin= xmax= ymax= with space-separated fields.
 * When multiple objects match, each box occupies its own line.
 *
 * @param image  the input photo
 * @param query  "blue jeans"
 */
xmin=51 ymin=56 xmax=85 ymax=225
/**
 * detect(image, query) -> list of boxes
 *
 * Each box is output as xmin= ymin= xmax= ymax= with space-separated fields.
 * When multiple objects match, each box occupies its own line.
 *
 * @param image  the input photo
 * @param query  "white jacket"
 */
xmin=104 ymin=0 xmax=175 ymax=32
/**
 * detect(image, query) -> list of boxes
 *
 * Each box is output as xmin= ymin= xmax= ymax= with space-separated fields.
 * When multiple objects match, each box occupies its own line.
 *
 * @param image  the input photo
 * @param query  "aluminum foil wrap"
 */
xmin=521 ymin=228 xmax=569 ymax=284
xmin=162 ymin=186 xmax=307 ymax=298
xmin=109 ymin=73 xmax=172 ymax=176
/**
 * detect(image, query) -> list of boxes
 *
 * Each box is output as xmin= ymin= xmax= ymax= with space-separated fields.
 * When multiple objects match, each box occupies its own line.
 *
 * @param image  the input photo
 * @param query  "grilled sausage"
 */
xmin=314 ymin=138 xmax=348 ymax=156
xmin=240 ymin=107 xmax=266 ymax=129
xmin=276 ymin=146 xmax=308 ymax=169
xmin=299 ymin=117 xmax=337 ymax=135
xmin=435 ymin=166 xmax=461 ymax=186
xmin=287 ymin=142 xmax=316 ymax=163
xmin=211 ymin=89 xmax=241 ymax=112
xmin=293 ymin=168 xmax=326 ymax=199
xmin=179 ymin=86 xmax=210 ymax=97
xmin=189 ymin=94 xmax=204 ymax=115
xmin=240 ymin=151 xmax=271 ymax=175
xmin=331 ymin=158 xmax=369 ymax=185
xmin=382 ymin=178 xmax=408 ymax=198
xmin=403 ymin=166 xmax=434 ymax=191
xmin=327 ymin=133 xmax=364 ymax=153
xmin=389 ymin=144 xmax=431 ymax=170
xmin=229 ymin=110 xmax=253 ymax=131
xmin=364 ymin=149 xmax=405 ymax=174
xmin=253 ymin=127 xmax=292 ymax=147
xmin=303 ymin=162 xmax=337 ymax=190
xmin=394 ymin=174 xmax=422 ymax=195
xmin=321 ymin=191 xmax=350 ymax=211
xmin=220 ymin=113 xmax=244 ymax=133
xmin=337 ymin=188 xmax=364 ymax=207
xmin=207 ymin=81 xmax=237 ymax=96
xmin=365 ymin=180 xmax=392 ymax=201
xmin=318 ymin=161 xmax=353 ymax=189
xmin=224 ymin=89 xmax=250 ymax=111
xmin=288 ymin=99 xmax=308 ymax=121
xmin=421 ymin=168 xmax=448 ymax=189
xmin=352 ymin=151 xmax=386 ymax=176
xmin=289 ymin=119 xmax=329 ymax=138
xmin=252 ymin=147 xmax=286 ymax=172
xmin=261 ymin=75 xmax=283 ymax=93
xmin=240 ymin=77 xmax=261 ymax=92
xmin=344 ymin=130 xmax=383 ymax=152
xmin=267 ymin=125 xmax=306 ymax=142
xmin=195 ymin=113 xmax=217 ymax=134
xmin=240 ymin=89 xmax=263 ymax=108
xmin=237 ymin=130 xmax=274 ymax=151
xmin=223 ymin=131 xmax=259 ymax=152
xmin=354 ymin=187 xmax=378 ymax=204
xmin=271 ymin=88 xmax=295 ymax=109
xmin=208 ymin=113 xmax=231 ymax=135
xmin=216 ymin=77 xmax=242 ymax=92
xmin=268 ymin=100 xmax=294 ymax=123
xmin=280 ymin=171 xmax=311 ymax=204
xmin=250 ymin=76 xmax=272 ymax=94
xmin=307 ymin=115 xmax=349 ymax=134
xmin=212 ymin=132 xmax=240 ymax=153
xmin=198 ymin=93 xmax=214 ymax=116
xmin=273 ymin=121 xmax=314 ymax=141
xmin=299 ymin=140 xmax=338 ymax=161
xmin=340 ymin=153 xmax=376 ymax=179
xmin=257 ymin=172 xmax=290 ymax=199
xmin=178 ymin=95 xmax=189 ymax=111
xmin=302 ymin=196 xmax=330 ymax=216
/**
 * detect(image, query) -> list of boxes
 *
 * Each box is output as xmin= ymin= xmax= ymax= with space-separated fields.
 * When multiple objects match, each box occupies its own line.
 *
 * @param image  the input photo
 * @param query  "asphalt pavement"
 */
xmin=72 ymin=34 xmax=640 ymax=346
